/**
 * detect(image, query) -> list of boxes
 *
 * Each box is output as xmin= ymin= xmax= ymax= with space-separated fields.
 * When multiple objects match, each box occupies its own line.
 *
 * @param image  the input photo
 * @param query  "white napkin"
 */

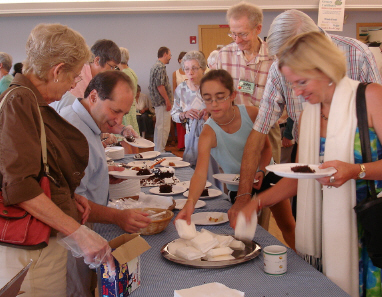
xmin=190 ymin=232 xmax=219 ymax=253
xmin=229 ymin=239 xmax=245 ymax=250
xmin=206 ymin=247 xmax=233 ymax=258
xmin=176 ymin=246 xmax=205 ymax=261
xmin=204 ymin=255 xmax=235 ymax=262
xmin=175 ymin=219 xmax=197 ymax=240
xmin=215 ymin=235 xmax=234 ymax=248
xmin=174 ymin=282 xmax=245 ymax=297
xmin=167 ymin=239 xmax=190 ymax=255
xmin=234 ymin=211 xmax=257 ymax=241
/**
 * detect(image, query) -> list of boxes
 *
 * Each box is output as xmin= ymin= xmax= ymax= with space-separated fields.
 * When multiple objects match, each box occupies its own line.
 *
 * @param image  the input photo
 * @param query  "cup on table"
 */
xmin=263 ymin=245 xmax=287 ymax=276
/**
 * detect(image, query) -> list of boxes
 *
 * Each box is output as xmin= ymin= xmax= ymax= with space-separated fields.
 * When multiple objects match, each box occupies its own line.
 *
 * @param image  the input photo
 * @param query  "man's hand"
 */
xmin=74 ymin=193 xmax=91 ymax=224
xmin=165 ymin=100 xmax=172 ymax=111
xmin=116 ymin=209 xmax=151 ymax=233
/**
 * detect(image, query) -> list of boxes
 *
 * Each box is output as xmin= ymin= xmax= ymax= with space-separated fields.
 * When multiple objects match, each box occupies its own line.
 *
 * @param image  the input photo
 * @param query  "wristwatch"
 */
xmin=358 ymin=164 xmax=366 ymax=179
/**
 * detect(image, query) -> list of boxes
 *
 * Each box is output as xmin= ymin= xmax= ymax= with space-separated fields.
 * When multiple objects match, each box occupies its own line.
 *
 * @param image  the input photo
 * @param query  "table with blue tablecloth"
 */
xmin=95 ymin=153 xmax=350 ymax=297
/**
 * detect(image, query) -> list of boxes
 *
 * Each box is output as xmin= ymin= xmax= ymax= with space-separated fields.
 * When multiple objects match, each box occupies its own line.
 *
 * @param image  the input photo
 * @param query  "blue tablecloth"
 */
xmin=95 ymin=153 xmax=350 ymax=297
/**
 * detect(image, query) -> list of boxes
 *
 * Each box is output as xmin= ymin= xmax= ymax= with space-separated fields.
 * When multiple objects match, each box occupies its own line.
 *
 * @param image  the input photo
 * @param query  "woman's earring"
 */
xmin=328 ymin=81 xmax=333 ymax=86
xmin=54 ymin=78 xmax=59 ymax=83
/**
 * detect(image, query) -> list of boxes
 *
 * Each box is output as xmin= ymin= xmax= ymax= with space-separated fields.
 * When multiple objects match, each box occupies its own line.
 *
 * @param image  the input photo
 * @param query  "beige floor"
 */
xmin=140 ymin=143 xmax=288 ymax=247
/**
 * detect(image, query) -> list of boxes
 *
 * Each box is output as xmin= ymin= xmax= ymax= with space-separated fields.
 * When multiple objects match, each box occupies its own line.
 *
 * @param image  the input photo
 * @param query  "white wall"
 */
xmin=0 ymin=10 xmax=381 ymax=93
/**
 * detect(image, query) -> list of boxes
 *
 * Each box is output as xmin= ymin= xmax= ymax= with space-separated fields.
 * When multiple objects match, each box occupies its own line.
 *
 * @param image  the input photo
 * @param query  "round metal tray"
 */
xmin=160 ymin=237 xmax=261 ymax=268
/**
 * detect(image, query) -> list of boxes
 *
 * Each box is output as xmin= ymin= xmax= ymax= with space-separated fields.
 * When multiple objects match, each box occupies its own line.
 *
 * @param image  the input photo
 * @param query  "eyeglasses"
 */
xmin=202 ymin=95 xmax=230 ymax=105
xmin=228 ymin=32 xmax=250 ymax=40
xmin=106 ymin=62 xmax=120 ymax=71
xmin=72 ymin=71 xmax=82 ymax=84
xmin=184 ymin=67 xmax=201 ymax=73
xmin=286 ymin=79 xmax=310 ymax=90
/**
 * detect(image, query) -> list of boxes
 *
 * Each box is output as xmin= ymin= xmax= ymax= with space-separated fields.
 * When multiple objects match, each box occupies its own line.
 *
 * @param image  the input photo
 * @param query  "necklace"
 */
xmin=321 ymin=111 xmax=328 ymax=121
xmin=214 ymin=107 xmax=236 ymax=126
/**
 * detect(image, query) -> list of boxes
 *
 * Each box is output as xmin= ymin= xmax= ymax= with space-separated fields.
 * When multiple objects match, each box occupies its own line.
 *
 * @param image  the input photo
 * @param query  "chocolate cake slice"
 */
xmin=201 ymin=188 xmax=209 ymax=196
xmin=291 ymin=165 xmax=315 ymax=173
xmin=159 ymin=184 xmax=172 ymax=193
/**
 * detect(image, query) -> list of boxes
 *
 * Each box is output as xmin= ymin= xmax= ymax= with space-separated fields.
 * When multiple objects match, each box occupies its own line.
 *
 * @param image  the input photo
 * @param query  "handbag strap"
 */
xmin=355 ymin=82 xmax=377 ymax=200
xmin=0 ymin=86 xmax=49 ymax=176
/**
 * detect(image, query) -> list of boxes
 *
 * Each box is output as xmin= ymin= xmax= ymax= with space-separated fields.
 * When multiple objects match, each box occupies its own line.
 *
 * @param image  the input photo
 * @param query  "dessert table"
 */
xmin=95 ymin=153 xmax=350 ymax=297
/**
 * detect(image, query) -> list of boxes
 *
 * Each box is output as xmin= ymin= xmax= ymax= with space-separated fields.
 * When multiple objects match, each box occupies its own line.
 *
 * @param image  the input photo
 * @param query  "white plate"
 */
xmin=163 ymin=156 xmax=183 ymax=162
xmin=183 ymin=188 xmax=222 ymax=199
xmin=212 ymin=174 xmax=258 ymax=185
xmin=266 ymin=163 xmax=337 ymax=179
xmin=109 ymin=169 xmax=153 ymax=179
xmin=124 ymin=137 xmax=155 ymax=148
xmin=191 ymin=212 xmax=229 ymax=225
xmin=161 ymin=160 xmax=190 ymax=168
xmin=126 ymin=160 xmax=155 ymax=167
xmin=179 ymin=180 xmax=212 ymax=189
xmin=149 ymin=185 xmax=187 ymax=196
xmin=134 ymin=151 xmax=161 ymax=160
xmin=175 ymin=199 xmax=206 ymax=210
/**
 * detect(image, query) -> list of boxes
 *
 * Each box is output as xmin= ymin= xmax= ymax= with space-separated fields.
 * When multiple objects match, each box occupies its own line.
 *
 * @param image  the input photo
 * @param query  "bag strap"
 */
xmin=355 ymin=82 xmax=377 ymax=200
xmin=0 ymin=86 xmax=49 ymax=176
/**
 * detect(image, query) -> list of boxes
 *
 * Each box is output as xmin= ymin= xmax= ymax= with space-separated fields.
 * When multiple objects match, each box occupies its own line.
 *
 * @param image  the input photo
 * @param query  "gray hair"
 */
xmin=226 ymin=1 xmax=263 ymax=28
xmin=181 ymin=51 xmax=207 ymax=71
xmin=23 ymin=23 xmax=91 ymax=81
xmin=120 ymin=47 xmax=130 ymax=65
xmin=267 ymin=10 xmax=319 ymax=57
xmin=0 ymin=52 xmax=13 ymax=72
xmin=207 ymin=50 xmax=219 ymax=68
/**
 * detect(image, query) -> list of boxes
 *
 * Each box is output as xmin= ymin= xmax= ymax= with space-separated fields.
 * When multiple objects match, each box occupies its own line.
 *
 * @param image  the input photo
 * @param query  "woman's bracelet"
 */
xmin=257 ymin=169 xmax=265 ymax=176
xmin=235 ymin=192 xmax=252 ymax=199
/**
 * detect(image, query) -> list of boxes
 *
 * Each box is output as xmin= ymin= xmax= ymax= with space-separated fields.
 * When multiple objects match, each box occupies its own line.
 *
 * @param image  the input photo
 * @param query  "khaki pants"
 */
xmin=0 ymin=237 xmax=67 ymax=297
xmin=268 ymin=123 xmax=281 ymax=164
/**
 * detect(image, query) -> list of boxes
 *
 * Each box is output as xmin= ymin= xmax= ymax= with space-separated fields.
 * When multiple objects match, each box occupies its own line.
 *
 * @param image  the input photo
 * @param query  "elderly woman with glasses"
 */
xmin=174 ymin=69 xmax=275 ymax=225
xmin=0 ymin=23 xmax=115 ymax=297
xmin=240 ymin=32 xmax=382 ymax=297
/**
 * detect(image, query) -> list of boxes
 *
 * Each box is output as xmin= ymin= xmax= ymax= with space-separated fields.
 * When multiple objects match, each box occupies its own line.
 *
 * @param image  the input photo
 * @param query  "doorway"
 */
xmin=198 ymin=25 xmax=233 ymax=58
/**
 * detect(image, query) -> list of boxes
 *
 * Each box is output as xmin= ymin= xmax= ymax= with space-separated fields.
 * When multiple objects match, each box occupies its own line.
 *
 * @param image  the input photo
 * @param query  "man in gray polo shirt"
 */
xmin=149 ymin=46 xmax=173 ymax=152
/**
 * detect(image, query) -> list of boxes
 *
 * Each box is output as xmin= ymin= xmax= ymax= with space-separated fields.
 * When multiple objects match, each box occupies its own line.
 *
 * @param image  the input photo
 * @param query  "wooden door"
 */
xmin=198 ymin=25 xmax=233 ymax=59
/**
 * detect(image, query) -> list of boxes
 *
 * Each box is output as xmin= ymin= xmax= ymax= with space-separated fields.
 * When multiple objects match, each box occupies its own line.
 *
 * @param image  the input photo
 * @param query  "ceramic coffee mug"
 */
xmin=263 ymin=245 xmax=287 ymax=276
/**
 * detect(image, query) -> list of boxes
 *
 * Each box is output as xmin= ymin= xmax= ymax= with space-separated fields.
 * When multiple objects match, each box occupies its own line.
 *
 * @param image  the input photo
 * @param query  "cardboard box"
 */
xmin=96 ymin=234 xmax=150 ymax=297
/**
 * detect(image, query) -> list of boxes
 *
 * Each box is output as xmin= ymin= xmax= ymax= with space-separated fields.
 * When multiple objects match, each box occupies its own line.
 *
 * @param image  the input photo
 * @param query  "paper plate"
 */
xmin=160 ymin=160 xmax=190 ymax=168
xmin=109 ymin=169 xmax=153 ymax=179
xmin=212 ymin=174 xmax=258 ymax=185
xmin=134 ymin=151 xmax=161 ymax=160
xmin=124 ymin=137 xmax=155 ymax=148
xmin=174 ymin=199 xmax=206 ymax=210
xmin=126 ymin=160 xmax=155 ymax=168
xmin=179 ymin=180 xmax=212 ymax=189
xmin=191 ymin=212 xmax=228 ymax=225
xmin=266 ymin=163 xmax=337 ymax=179
xmin=183 ymin=188 xmax=222 ymax=199
xmin=149 ymin=185 xmax=187 ymax=196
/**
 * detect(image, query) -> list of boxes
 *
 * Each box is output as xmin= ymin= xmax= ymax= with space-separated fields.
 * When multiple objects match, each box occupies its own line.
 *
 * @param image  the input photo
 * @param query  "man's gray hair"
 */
xmin=267 ymin=10 xmax=319 ymax=57
xmin=181 ymin=51 xmax=207 ymax=70
xmin=120 ymin=47 xmax=130 ymax=65
xmin=0 ymin=52 xmax=13 ymax=72
xmin=226 ymin=1 xmax=263 ymax=28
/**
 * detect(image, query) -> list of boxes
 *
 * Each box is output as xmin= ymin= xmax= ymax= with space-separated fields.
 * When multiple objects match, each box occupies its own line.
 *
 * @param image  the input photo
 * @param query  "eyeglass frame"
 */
xmin=286 ymin=79 xmax=311 ymax=90
xmin=184 ymin=66 xmax=202 ymax=73
xmin=106 ymin=62 xmax=120 ymax=71
xmin=228 ymin=31 xmax=250 ymax=40
xmin=201 ymin=94 xmax=231 ymax=105
xmin=71 ymin=70 xmax=82 ymax=84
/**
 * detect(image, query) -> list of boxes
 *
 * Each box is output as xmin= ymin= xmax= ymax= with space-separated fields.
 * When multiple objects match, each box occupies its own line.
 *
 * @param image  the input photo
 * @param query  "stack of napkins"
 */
xmin=171 ymin=220 xmax=245 ymax=261
xmin=109 ymin=179 xmax=140 ymax=200
xmin=234 ymin=211 xmax=257 ymax=241
xmin=174 ymin=282 xmax=244 ymax=297
xmin=105 ymin=146 xmax=124 ymax=160
xmin=108 ymin=192 xmax=173 ymax=210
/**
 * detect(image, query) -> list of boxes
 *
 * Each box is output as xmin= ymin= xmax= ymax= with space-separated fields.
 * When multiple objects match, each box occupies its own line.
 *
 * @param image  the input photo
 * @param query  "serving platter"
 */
xmin=161 ymin=237 xmax=261 ymax=268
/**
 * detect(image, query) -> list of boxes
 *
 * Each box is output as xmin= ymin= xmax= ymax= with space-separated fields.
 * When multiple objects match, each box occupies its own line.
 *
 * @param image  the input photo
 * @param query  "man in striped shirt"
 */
xmin=229 ymin=9 xmax=382 ymax=226
xmin=216 ymin=2 xmax=281 ymax=166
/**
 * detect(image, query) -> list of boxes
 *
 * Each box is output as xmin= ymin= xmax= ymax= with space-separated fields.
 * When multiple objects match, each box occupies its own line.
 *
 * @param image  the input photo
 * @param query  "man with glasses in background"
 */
xmin=50 ymin=39 xmax=121 ymax=113
xmin=149 ymin=46 xmax=173 ymax=153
